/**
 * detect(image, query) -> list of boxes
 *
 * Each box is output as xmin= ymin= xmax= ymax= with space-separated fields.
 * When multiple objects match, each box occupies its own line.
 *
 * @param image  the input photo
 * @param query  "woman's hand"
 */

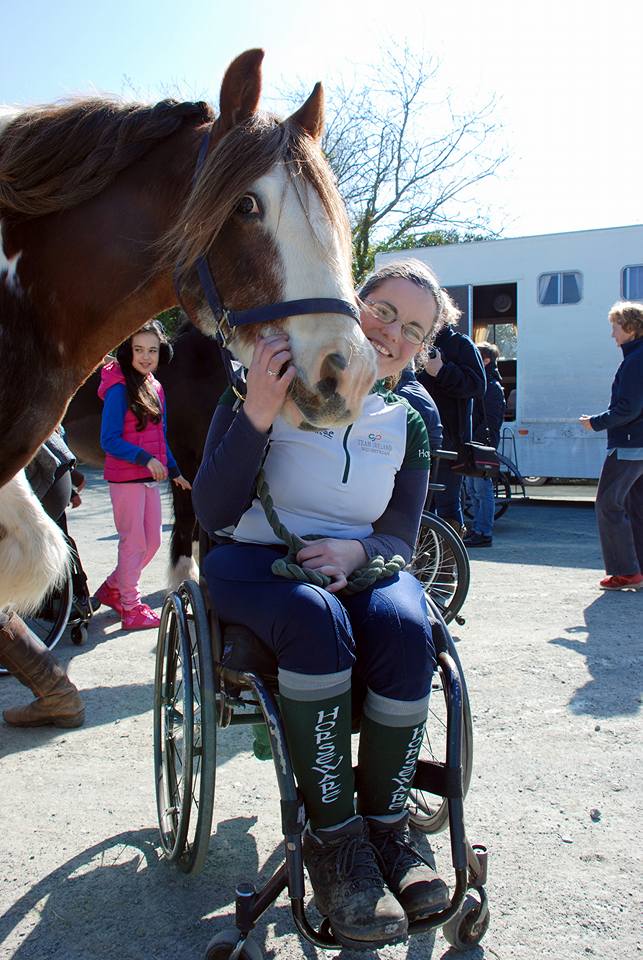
xmin=173 ymin=475 xmax=192 ymax=490
xmin=296 ymin=538 xmax=368 ymax=595
xmin=243 ymin=334 xmax=297 ymax=433
xmin=147 ymin=457 xmax=168 ymax=481
xmin=423 ymin=351 xmax=444 ymax=377
xmin=579 ymin=415 xmax=594 ymax=432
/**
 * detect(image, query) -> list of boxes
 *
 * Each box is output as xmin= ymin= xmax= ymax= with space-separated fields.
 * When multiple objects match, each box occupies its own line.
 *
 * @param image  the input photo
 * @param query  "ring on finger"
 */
xmin=267 ymin=369 xmax=278 ymax=377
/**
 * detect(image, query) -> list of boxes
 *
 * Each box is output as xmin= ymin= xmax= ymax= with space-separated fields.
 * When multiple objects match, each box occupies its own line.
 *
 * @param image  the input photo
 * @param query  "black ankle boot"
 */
xmin=368 ymin=812 xmax=450 ymax=921
xmin=303 ymin=816 xmax=407 ymax=949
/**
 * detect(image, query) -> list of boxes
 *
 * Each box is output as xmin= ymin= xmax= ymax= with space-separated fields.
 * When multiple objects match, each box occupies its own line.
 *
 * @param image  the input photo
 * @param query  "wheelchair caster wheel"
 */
xmin=442 ymin=892 xmax=490 ymax=949
xmin=204 ymin=929 xmax=263 ymax=960
xmin=71 ymin=624 xmax=87 ymax=645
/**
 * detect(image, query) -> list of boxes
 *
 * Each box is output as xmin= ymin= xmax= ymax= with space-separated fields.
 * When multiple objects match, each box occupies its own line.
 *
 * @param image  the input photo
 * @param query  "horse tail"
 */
xmin=0 ymin=472 xmax=68 ymax=614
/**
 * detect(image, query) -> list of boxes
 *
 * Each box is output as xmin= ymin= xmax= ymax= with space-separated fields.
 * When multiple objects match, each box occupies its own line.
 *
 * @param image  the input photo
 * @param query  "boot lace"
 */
xmin=321 ymin=832 xmax=383 ymax=886
xmin=373 ymin=827 xmax=429 ymax=880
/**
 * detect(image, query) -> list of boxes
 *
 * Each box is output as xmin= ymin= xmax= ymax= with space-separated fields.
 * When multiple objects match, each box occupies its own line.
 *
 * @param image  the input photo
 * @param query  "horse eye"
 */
xmin=236 ymin=194 xmax=261 ymax=217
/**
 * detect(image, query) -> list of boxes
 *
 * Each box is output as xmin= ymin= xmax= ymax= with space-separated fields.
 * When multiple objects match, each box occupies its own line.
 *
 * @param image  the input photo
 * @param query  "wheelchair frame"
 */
xmin=153 ymin=575 xmax=488 ymax=958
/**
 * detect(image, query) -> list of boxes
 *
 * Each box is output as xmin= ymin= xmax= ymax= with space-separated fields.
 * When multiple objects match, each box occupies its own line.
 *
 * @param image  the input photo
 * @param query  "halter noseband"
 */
xmin=177 ymin=131 xmax=360 ymax=353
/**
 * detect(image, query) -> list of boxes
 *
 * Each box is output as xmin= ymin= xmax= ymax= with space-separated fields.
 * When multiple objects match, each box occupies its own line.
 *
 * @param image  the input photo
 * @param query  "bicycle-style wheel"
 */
xmin=408 ymin=634 xmax=473 ymax=834
xmin=412 ymin=512 xmax=470 ymax=624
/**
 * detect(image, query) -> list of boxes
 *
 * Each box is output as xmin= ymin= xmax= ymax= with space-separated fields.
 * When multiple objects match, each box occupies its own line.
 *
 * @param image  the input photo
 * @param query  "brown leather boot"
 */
xmin=0 ymin=613 xmax=84 ymax=728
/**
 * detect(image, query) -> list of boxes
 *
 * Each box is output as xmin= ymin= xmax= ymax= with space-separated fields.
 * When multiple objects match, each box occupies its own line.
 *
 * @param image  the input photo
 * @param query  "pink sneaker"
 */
xmin=599 ymin=573 xmax=643 ymax=591
xmin=93 ymin=581 xmax=123 ymax=615
xmin=121 ymin=603 xmax=161 ymax=630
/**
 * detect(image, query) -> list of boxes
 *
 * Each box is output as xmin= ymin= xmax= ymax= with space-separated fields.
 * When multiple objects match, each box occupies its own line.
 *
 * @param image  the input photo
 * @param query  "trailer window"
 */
xmin=538 ymin=271 xmax=582 ymax=305
xmin=622 ymin=265 xmax=643 ymax=301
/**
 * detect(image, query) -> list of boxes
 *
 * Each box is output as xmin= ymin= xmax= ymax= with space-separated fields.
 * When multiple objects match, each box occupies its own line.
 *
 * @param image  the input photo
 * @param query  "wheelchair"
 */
xmin=414 ymin=450 xmax=471 ymax=627
xmin=153 ymin=543 xmax=489 ymax=957
xmin=0 ymin=531 xmax=93 ymax=677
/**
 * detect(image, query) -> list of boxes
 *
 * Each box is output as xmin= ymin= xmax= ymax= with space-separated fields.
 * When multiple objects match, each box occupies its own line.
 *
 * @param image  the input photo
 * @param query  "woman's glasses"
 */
xmin=363 ymin=299 xmax=429 ymax=346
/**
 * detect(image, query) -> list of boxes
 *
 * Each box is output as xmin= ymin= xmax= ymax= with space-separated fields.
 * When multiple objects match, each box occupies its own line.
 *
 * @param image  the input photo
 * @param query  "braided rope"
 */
xmin=255 ymin=469 xmax=406 ymax=595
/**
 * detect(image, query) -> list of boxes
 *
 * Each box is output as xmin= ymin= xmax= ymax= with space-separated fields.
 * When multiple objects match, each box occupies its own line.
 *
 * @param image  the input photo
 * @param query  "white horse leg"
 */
xmin=167 ymin=547 xmax=199 ymax=592
xmin=0 ymin=472 xmax=69 ymax=614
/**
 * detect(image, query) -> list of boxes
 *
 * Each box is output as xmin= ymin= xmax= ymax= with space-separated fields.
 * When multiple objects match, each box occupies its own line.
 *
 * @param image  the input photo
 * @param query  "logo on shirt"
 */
xmin=357 ymin=433 xmax=393 ymax=456
xmin=316 ymin=429 xmax=335 ymax=439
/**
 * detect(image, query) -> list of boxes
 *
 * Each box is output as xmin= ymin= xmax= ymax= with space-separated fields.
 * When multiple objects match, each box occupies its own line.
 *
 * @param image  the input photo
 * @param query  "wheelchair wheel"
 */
xmin=412 ymin=512 xmax=470 ymax=624
xmin=205 ymin=930 xmax=263 ymax=960
xmin=408 ymin=635 xmax=473 ymax=835
xmin=0 ymin=567 xmax=74 ymax=677
xmin=154 ymin=580 xmax=216 ymax=874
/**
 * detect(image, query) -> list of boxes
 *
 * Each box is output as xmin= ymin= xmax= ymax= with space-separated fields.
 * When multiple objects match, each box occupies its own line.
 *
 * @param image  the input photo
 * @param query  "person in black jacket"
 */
xmin=417 ymin=299 xmax=486 ymax=534
xmin=580 ymin=301 xmax=643 ymax=590
xmin=463 ymin=343 xmax=506 ymax=547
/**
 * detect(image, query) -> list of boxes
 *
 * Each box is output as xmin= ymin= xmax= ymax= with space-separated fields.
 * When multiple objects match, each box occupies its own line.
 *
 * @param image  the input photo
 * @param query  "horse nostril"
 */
xmin=317 ymin=376 xmax=338 ymax=399
xmin=324 ymin=352 xmax=348 ymax=373
xmin=317 ymin=353 xmax=348 ymax=399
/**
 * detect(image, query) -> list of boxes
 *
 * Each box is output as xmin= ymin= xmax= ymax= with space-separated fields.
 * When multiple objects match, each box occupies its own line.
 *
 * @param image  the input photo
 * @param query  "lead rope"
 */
xmin=255 ymin=468 xmax=406 ymax=596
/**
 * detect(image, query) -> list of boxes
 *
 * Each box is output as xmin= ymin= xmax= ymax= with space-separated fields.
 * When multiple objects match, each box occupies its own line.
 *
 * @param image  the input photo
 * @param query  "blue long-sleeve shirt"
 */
xmin=100 ymin=382 xmax=180 ymax=476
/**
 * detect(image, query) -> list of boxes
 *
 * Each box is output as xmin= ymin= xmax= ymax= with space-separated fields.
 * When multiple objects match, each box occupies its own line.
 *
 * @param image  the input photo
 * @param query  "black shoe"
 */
xmin=303 ymin=816 xmax=407 ymax=949
xmin=463 ymin=531 xmax=492 ymax=548
xmin=368 ymin=812 xmax=450 ymax=921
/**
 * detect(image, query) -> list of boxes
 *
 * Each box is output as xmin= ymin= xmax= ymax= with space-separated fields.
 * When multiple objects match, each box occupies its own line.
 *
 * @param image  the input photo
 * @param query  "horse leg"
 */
xmin=168 ymin=484 xmax=199 ymax=589
xmin=0 ymin=473 xmax=68 ymax=614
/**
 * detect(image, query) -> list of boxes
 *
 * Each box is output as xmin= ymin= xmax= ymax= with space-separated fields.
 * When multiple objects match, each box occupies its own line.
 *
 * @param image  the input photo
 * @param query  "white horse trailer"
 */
xmin=376 ymin=224 xmax=643 ymax=480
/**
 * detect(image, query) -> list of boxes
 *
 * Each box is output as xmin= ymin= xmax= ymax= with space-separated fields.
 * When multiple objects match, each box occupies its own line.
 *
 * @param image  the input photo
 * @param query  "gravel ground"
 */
xmin=0 ymin=470 xmax=641 ymax=960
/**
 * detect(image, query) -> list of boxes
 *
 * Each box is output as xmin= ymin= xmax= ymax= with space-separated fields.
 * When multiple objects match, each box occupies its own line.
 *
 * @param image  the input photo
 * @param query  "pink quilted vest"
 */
xmin=98 ymin=361 xmax=168 ymax=482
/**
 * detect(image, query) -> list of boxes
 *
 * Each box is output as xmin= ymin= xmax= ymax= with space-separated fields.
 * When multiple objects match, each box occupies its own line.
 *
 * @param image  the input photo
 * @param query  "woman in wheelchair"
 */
xmin=192 ymin=261 xmax=452 ymax=950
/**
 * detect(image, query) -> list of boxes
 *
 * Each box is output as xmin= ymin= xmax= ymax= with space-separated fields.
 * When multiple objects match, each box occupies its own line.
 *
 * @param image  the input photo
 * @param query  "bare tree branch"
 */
xmin=281 ymin=45 xmax=506 ymax=278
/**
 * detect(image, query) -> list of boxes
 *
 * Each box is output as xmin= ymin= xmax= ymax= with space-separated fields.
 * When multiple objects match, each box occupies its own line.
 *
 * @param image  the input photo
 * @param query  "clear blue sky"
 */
xmin=2 ymin=0 xmax=640 ymax=239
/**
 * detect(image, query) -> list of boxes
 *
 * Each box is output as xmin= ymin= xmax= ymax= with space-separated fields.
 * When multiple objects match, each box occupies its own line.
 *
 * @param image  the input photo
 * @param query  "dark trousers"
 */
xmin=203 ymin=543 xmax=436 ymax=701
xmin=595 ymin=453 xmax=643 ymax=575
xmin=434 ymin=458 xmax=465 ymax=527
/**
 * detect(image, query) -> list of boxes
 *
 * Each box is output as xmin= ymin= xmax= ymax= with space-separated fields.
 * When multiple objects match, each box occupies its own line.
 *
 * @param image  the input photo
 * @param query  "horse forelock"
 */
xmin=0 ymin=97 xmax=213 ymax=219
xmin=162 ymin=113 xmax=351 ymax=275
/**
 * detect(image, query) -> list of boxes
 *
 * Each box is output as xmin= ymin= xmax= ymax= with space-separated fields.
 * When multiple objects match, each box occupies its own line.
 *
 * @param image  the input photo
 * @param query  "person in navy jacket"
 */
xmin=417 ymin=307 xmax=486 ymax=534
xmin=580 ymin=301 xmax=643 ymax=590
xmin=463 ymin=342 xmax=506 ymax=547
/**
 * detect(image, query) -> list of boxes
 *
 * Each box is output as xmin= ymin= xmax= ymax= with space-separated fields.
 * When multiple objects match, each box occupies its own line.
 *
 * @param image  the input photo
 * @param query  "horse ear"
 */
xmin=218 ymin=48 xmax=264 ymax=135
xmin=287 ymin=82 xmax=325 ymax=141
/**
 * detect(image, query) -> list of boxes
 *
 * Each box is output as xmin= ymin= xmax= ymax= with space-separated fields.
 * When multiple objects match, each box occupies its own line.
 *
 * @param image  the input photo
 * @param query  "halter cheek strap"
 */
xmin=176 ymin=130 xmax=360 ymax=355
xmin=194 ymin=255 xmax=360 ymax=350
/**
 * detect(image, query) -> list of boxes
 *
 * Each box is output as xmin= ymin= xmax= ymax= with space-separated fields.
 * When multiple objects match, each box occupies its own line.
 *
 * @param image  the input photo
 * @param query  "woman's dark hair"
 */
xmin=115 ymin=320 xmax=172 ymax=431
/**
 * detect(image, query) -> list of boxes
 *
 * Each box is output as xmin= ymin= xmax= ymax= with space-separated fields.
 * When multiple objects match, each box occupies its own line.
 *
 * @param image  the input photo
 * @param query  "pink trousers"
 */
xmin=106 ymin=482 xmax=162 ymax=610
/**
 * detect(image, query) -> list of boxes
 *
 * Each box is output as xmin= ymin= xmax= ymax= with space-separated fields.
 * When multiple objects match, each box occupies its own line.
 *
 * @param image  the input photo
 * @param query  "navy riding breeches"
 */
xmin=203 ymin=542 xmax=436 ymax=702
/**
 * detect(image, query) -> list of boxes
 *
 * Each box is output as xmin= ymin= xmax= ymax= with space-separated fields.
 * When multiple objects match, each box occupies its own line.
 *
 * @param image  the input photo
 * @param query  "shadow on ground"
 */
xmin=0 ymin=823 xmax=457 ymax=960
xmin=550 ymin=592 xmax=643 ymax=716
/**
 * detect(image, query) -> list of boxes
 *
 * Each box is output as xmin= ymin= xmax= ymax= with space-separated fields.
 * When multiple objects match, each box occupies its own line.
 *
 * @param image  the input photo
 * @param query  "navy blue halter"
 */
xmin=179 ymin=131 xmax=360 ymax=354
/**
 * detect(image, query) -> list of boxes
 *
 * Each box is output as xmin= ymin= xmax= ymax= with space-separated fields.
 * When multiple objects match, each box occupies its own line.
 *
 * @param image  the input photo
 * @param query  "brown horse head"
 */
xmin=166 ymin=51 xmax=377 ymax=428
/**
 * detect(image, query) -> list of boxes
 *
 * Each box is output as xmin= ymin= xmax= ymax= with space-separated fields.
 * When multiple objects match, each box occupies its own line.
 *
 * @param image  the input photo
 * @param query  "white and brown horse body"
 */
xmin=0 ymin=49 xmax=376 ymax=612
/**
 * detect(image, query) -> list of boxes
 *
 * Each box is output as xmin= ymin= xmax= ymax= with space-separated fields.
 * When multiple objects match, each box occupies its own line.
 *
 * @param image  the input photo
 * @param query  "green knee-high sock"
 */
xmin=278 ymin=667 xmax=355 ymax=830
xmin=356 ymin=688 xmax=429 ymax=818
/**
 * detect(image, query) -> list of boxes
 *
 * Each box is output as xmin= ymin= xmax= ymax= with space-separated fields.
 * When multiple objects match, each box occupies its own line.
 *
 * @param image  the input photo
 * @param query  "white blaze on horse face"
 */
xmin=248 ymin=164 xmax=377 ymax=428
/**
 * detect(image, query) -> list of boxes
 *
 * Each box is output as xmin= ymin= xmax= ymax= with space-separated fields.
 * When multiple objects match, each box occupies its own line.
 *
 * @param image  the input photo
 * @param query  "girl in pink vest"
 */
xmin=93 ymin=321 xmax=190 ymax=630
